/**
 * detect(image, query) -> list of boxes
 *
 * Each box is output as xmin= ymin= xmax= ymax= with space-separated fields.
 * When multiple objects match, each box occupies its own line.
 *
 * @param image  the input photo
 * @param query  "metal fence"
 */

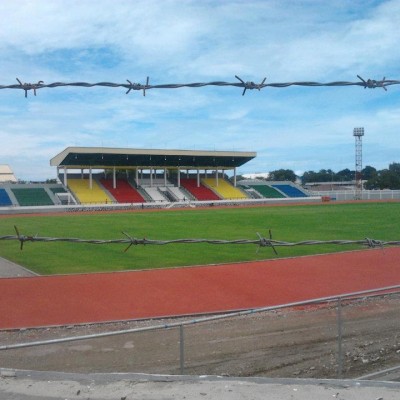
xmin=312 ymin=190 xmax=400 ymax=201
xmin=1 ymin=285 xmax=399 ymax=379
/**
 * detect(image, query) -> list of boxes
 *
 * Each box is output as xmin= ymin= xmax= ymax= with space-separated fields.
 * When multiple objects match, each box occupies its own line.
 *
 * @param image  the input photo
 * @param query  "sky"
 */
xmin=0 ymin=0 xmax=399 ymax=181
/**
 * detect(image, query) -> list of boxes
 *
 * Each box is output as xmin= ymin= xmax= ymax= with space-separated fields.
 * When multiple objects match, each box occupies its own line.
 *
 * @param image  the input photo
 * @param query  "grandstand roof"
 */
xmin=50 ymin=147 xmax=256 ymax=169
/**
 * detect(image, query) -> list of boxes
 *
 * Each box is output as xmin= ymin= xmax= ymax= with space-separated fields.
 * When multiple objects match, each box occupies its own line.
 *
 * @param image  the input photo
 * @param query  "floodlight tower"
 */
xmin=353 ymin=127 xmax=364 ymax=200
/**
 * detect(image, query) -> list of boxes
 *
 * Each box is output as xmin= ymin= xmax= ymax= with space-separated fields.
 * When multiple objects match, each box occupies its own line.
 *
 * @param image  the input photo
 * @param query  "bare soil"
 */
xmin=1 ymin=294 xmax=399 ymax=380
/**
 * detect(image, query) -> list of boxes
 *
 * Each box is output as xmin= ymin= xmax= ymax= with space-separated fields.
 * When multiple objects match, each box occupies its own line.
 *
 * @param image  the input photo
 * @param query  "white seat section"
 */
xmin=137 ymin=177 xmax=174 ymax=187
xmin=143 ymin=187 xmax=168 ymax=202
xmin=167 ymin=186 xmax=188 ymax=201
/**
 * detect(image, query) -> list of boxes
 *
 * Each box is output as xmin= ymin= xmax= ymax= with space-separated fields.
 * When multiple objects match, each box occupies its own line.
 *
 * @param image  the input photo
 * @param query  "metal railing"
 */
xmin=1 ymin=285 xmax=399 ymax=378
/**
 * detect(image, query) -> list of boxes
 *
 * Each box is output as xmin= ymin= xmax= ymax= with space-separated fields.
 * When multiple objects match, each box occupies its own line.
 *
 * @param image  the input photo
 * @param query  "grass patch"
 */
xmin=0 ymin=202 xmax=399 ymax=275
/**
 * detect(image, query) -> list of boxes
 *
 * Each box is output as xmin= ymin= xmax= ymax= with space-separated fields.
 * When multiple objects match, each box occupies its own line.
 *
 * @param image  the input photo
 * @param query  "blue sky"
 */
xmin=0 ymin=0 xmax=399 ymax=180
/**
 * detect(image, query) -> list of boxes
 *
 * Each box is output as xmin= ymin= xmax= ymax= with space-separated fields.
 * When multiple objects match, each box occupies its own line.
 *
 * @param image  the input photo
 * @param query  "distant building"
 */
xmin=0 ymin=165 xmax=17 ymax=183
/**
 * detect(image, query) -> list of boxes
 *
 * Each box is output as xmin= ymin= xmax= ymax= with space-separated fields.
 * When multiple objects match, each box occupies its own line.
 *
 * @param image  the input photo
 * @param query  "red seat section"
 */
xmin=180 ymin=178 xmax=220 ymax=201
xmin=100 ymin=179 xmax=145 ymax=203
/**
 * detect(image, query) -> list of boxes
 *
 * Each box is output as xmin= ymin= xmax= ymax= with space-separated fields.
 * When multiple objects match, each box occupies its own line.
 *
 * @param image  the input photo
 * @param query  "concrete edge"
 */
xmin=2 ymin=368 xmax=400 ymax=389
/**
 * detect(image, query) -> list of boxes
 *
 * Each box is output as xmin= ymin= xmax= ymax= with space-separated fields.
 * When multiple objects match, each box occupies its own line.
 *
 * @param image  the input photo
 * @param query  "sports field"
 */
xmin=0 ymin=202 xmax=399 ymax=275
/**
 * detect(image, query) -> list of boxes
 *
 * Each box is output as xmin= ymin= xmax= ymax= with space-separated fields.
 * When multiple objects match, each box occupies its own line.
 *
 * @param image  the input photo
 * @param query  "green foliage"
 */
xmin=301 ymin=163 xmax=400 ymax=189
xmin=302 ymin=168 xmax=352 ymax=184
xmin=365 ymin=163 xmax=400 ymax=190
xmin=267 ymin=169 xmax=297 ymax=182
xmin=0 ymin=202 xmax=399 ymax=275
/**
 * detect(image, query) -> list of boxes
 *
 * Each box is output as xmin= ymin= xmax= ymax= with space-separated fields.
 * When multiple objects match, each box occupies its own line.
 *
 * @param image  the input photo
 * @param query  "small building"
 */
xmin=0 ymin=165 xmax=17 ymax=183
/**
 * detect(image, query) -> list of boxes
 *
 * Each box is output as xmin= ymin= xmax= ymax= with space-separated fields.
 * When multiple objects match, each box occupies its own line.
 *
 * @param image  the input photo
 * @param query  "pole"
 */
xmin=180 ymin=324 xmax=185 ymax=374
xmin=337 ymin=298 xmax=343 ymax=378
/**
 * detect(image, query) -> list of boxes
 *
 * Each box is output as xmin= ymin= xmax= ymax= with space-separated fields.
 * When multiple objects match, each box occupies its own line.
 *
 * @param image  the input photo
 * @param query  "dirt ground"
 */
xmin=1 ymin=294 xmax=399 ymax=380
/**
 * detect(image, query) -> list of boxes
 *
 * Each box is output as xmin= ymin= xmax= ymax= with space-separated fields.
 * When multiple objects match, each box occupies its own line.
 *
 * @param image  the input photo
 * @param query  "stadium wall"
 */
xmin=0 ymin=196 xmax=322 ymax=215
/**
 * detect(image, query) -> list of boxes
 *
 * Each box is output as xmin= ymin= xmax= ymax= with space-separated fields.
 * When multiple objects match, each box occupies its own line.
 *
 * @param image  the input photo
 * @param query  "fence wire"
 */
xmin=0 ymin=226 xmax=398 ymax=252
xmin=0 ymin=75 xmax=398 ymax=97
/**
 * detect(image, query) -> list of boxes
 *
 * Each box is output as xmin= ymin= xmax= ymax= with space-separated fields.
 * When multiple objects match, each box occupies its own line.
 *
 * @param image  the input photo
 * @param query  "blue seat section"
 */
xmin=272 ymin=184 xmax=307 ymax=198
xmin=0 ymin=188 xmax=12 ymax=206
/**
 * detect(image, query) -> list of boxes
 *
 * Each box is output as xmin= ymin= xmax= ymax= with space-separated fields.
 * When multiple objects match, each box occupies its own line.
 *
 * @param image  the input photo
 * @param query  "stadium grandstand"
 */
xmin=0 ymin=147 xmax=322 ymax=213
xmin=50 ymin=147 xmax=258 ymax=204
xmin=237 ymin=179 xmax=309 ymax=199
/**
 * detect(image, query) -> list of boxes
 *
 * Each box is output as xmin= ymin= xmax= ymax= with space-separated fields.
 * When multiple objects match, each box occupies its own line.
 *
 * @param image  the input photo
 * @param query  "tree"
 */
xmin=364 ymin=163 xmax=400 ymax=189
xmin=336 ymin=168 xmax=354 ymax=182
xmin=362 ymin=166 xmax=377 ymax=181
xmin=267 ymin=169 xmax=297 ymax=182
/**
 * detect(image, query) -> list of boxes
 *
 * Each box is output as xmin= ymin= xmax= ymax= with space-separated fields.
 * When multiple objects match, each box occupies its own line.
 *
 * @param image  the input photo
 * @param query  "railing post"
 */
xmin=180 ymin=324 xmax=185 ymax=374
xmin=337 ymin=297 xmax=343 ymax=378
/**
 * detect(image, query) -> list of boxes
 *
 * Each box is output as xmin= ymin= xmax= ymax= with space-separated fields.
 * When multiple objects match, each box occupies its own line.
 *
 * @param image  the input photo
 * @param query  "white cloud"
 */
xmin=0 ymin=0 xmax=399 ymax=180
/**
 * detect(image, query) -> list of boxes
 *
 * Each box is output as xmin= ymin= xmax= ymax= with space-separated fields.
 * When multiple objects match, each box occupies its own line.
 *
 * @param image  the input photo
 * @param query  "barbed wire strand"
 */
xmin=1 ymin=226 xmax=397 ymax=253
xmin=0 ymin=75 xmax=398 ymax=97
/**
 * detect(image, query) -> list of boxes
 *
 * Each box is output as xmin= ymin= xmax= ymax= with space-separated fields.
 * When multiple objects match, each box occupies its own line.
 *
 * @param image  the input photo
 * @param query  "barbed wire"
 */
xmin=0 ymin=75 xmax=397 ymax=97
xmin=0 ymin=226 xmax=397 ymax=253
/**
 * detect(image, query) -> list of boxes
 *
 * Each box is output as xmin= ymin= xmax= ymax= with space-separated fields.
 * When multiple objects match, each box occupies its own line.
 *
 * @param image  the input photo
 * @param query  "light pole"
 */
xmin=353 ymin=127 xmax=364 ymax=200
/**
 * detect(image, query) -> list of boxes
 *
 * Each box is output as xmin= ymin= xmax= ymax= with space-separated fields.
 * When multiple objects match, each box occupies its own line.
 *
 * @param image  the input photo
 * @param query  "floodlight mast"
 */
xmin=353 ymin=127 xmax=364 ymax=200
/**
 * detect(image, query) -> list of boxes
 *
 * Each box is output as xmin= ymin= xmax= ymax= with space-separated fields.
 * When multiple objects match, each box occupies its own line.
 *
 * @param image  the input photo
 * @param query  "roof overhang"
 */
xmin=50 ymin=147 xmax=256 ymax=170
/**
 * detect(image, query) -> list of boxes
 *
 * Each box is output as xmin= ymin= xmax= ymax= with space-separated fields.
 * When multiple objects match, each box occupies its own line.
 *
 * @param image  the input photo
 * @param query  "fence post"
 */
xmin=337 ymin=298 xmax=343 ymax=378
xmin=180 ymin=324 xmax=185 ymax=374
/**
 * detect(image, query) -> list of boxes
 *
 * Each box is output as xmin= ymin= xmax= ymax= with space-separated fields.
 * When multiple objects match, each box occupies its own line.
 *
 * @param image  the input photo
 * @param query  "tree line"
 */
xmin=238 ymin=162 xmax=400 ymax=190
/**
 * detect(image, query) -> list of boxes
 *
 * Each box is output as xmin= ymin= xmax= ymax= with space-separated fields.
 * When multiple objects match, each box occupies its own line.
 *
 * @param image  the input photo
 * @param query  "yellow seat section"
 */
xmin=202 ymin=178 xmax=248 ymax=200
xmin=68 ymin=179 xmax=112 ymax=204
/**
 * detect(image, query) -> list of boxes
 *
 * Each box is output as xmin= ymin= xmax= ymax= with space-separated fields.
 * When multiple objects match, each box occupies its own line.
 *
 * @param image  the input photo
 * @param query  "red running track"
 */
xmin=1 ymin=248 xmax=400 ymax=330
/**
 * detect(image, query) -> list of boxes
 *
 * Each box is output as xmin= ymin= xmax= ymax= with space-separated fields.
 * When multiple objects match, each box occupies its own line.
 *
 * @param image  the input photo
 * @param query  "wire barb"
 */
xmin=357 ymin=75 xmax=388 ymax=91
xmin=122 ymin=231 xmax=143 ymax=252
xmin=235 ymin=75 xmax=267 ymax=96
xmin=126 ymin=76 xmax=149 ymax=96
xmin=13 ymin=225 xmax=35 ymax=250
xmin=365 ymin=237 xmax=384 ymax=249
xmin=16 ymin=78 xmax=44 ymax=97
xmin=256 ymin=229 xmax=278 ymax=255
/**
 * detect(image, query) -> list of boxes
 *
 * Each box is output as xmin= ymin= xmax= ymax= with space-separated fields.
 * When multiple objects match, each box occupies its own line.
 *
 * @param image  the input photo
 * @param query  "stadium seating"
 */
xmin=11 ymin=188 xmax=54 ymax=206
xmin=180 ymin=178 xmax=220 ymax=201
xmin=166 ymin=186 xmax=189 ymax=201
xmin=142 ymin=187 xmax=168 ymax=202
xmin=248 ymin=184 xmax=285 ymax=198
xmin=100 ymin=179 xmax=145 ymax=203
xmin=68 ymin=179 xmax=113 ymax=204
xmin=0 ymin=188 xmax=12 ymax=206
xmin=202 ymin=178 xmax=248 ymax=200
xmin=271 ymin=184 xmax=308 ymax=198
xmin=49 ymin=186 xmax=67 ymax=195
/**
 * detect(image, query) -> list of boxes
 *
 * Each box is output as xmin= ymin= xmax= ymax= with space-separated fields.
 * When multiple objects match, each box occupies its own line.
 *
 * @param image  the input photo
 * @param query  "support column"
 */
xmin=113 ymin=167 xmax=116 ymax=189
xmin=215 ymin=169 xmax=219 ymax=186
xmin=197 ymin=170 xmax=200 ymax=187
xmin=135 ymin=168 xmax=139 ymax=186
xmin=164 ymin=168 xmax=167 ymax=186
xmin=63 ymin=167 xmax=68 ymax=186
xmin=177 ymin=168 xmax=181 ymax=187
xmin=89 ymin=167 xmax=93 ymax=189
xmin=233 ymin=167 xmax=237 ymax=187
xmin=150 ymin=168 xmax=153 ymax=187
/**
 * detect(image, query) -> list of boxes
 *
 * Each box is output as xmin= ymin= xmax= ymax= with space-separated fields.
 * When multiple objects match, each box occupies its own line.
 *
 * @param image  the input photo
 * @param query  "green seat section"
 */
xmin=248 ymin=184 xmax=286 ymax=198
xmin=50 ymin=186 xmax=67 ymax=195
xmin=11 ymin=188 xmax=54 ymax=206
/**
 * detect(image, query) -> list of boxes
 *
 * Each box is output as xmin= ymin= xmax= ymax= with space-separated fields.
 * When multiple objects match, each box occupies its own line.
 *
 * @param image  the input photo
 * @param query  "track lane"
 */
xmin=0 ymin=247 xmax=399 ymax=329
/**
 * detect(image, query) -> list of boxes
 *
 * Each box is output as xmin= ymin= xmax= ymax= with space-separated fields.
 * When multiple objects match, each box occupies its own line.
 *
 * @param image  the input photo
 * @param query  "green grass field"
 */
xmin=0 ymin=202 xmax=399 ymax=275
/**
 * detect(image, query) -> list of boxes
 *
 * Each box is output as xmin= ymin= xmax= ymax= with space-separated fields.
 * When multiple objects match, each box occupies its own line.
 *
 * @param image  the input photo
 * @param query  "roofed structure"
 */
xmin=50 ymin=147 xmax=256 ymax=170
xmin=0 ymin=165 xmax=17 ymax=183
